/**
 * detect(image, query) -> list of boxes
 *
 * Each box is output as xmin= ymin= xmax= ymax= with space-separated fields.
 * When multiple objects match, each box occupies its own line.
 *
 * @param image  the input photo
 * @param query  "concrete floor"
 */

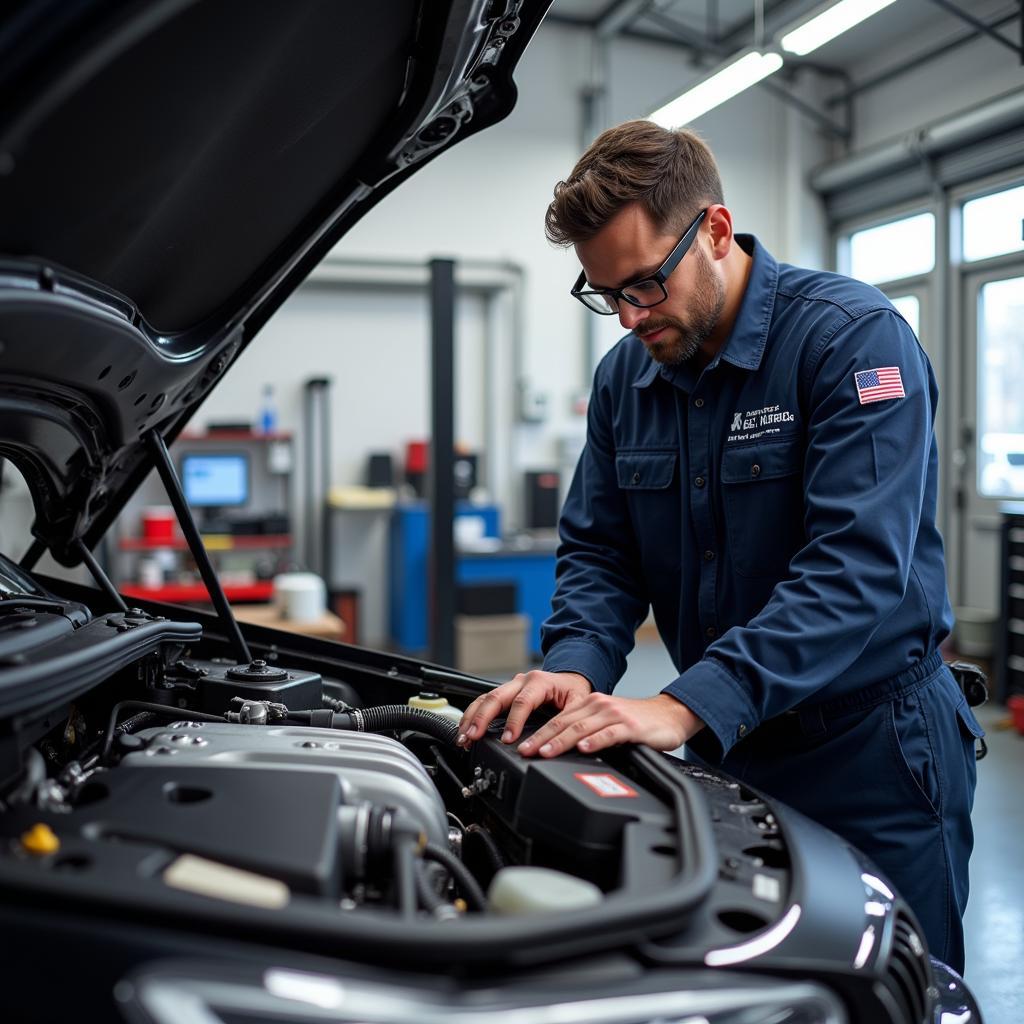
xmin=500 ymin=640 xmax=1023 ymax=1023
xmin=962 ymin=700 xmax=1024 ymax=1024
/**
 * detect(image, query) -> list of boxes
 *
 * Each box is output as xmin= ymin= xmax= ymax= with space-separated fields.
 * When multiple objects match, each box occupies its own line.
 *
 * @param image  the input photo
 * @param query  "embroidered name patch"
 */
xmin=854 ymin=367 xmax=905 ymax=404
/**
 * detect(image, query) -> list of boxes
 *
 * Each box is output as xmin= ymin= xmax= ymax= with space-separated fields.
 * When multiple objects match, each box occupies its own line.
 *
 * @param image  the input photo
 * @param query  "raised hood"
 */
xmin=0 ymin=0 xmax=548 ymax=564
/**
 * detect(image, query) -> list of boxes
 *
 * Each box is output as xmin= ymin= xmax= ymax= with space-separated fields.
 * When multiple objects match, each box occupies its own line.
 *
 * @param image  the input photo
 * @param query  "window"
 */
xmin=963 ymin=183 xmax=1024 ymax=263
xmin=977 ymin=275 xmax=1024 ymax=497
xmin=888 ymin=294 xmax=920 ymax=338
xmin=849 ymin=212 xmax=935 ymax=286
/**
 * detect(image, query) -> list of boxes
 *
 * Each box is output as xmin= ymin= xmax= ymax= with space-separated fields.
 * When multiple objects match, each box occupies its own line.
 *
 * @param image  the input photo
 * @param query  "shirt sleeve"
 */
xmin=663 ymin=308 xmax=937 ymax=758
xmin=540 ymin=360 xmax=650 ymax=692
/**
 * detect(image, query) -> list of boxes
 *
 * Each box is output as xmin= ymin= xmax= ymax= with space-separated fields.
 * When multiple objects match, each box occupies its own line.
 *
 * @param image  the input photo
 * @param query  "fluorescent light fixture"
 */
xmin=780 ymin=0 xmax=899 ymax=56
xmin=649 ymin=49 xmax=784 ymax=127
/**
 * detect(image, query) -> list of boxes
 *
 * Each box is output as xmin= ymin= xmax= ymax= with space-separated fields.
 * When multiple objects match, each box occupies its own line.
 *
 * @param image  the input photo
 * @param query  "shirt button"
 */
xmin=694 ymin=398 xmax=704 ymax=409
xmin=632 ymin=471 xmax=641 ymax=484
xmin=705 ymin=626 xmax=717 ymax=639
xmin=694 ymin=476 xmax=706 ymax=489
xmin=738 ymin=723 xmax=748 ymax=738
xmin=703 ymin=549 xmax=715 ymax=561
xmin=751 ymin=464 xmax=761 ymax=478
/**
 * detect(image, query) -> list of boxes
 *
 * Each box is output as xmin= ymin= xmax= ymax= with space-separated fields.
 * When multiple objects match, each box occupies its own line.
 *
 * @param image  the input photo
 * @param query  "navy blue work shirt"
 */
xmin=540 ymin=234 xmax=953 ymax=762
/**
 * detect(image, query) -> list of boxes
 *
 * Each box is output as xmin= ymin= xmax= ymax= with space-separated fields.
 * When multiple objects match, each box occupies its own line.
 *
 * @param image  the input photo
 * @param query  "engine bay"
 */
xmin=0 ymin=597 xmax=799 ymax=965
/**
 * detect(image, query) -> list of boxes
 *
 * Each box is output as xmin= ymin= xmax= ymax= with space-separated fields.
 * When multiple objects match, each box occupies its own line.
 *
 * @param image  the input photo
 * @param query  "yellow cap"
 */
xmin=21 ymin=823 xmax=60 ymax=856
xmin=408 ymin=694 xmax=449 ymax=711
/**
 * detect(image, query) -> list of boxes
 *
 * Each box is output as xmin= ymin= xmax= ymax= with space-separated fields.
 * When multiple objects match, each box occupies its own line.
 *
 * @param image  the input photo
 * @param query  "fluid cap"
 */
xmin=487 ymin=866 xmax=603 ymax=916
xmin=21 ymin=823 xmax=60 ymax=856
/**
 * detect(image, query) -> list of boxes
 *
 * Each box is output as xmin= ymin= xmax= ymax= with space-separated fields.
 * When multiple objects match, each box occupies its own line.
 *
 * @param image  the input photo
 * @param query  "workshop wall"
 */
xmin=192 ymin=23 xmax=828 ymax=513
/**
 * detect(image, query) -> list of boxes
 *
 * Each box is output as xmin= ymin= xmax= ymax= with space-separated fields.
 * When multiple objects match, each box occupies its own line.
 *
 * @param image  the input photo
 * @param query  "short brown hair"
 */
xmin=544 ymin=120 xmax=724 ymax=246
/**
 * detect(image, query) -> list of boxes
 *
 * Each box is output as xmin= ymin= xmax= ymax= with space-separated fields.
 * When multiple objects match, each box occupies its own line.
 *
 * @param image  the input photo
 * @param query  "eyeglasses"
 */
xmin=570 ymin=208 xmax=708 ymax=314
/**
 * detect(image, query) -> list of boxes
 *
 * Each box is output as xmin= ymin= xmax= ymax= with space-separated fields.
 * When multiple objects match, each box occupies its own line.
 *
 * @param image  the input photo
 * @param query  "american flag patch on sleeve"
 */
xmin=854 ymin=366 xmax=905 ymax=404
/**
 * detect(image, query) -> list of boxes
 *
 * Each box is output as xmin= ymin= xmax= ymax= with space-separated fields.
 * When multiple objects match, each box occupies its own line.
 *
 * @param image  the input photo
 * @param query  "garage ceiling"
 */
xmin=546 ymin=0 xmax=1022 ymax=76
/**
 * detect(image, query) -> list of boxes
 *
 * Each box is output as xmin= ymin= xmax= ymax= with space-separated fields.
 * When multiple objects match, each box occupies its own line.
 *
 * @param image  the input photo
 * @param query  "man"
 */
xmin=457 ymin=120 xmax=983 ymax=972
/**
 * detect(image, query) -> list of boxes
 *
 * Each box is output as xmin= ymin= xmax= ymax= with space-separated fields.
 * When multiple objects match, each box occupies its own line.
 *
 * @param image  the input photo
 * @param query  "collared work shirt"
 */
xmin=541 ymin=234 xmax=952 ymax=761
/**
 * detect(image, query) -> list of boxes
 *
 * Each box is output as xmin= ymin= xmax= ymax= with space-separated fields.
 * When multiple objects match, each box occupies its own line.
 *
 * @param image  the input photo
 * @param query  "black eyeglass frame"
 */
xmin=570 ymin=208 xmax=708 ymax=314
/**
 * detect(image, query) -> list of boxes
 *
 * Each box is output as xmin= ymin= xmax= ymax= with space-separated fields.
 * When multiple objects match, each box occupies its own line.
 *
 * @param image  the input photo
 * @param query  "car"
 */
xmin=0 ymin=2 xmax=982 ymax=1022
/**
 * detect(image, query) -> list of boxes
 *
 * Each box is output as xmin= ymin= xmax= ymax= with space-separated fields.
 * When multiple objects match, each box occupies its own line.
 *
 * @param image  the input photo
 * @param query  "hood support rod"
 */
xmin=76 ymin=539 xmax=128 ymax=613
xmin=144 ymin=429 xmax=251 ymax=664
xmin=19 ymin=538 xmax=47 ymax=572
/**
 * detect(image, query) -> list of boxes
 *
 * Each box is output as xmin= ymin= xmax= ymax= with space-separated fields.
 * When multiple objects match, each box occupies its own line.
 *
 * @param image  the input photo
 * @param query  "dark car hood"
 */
xmin=0 ymin=0 xmax=547 ymax=564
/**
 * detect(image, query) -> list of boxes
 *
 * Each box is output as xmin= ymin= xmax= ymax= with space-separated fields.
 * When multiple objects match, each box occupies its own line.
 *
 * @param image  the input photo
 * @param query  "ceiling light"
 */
xmin=649 ymin=49 xmax=784 ymax=127
xmin=780 ymin=0 xmax=899 ymax=56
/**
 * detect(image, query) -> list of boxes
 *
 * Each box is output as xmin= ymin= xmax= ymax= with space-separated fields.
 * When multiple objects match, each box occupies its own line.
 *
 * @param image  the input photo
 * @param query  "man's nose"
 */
xmin=618 ymin=302 xmax=647 ymax=332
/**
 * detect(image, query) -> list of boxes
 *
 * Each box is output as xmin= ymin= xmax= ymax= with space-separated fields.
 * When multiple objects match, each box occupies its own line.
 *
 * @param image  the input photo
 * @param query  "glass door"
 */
xmin=959 ymin=265 xmax=1024 ymax=613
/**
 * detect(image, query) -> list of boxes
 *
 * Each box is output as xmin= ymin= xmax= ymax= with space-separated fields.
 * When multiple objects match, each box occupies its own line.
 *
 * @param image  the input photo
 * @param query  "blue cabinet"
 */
xmin=388 ymin=503 xmax=556 ymax=657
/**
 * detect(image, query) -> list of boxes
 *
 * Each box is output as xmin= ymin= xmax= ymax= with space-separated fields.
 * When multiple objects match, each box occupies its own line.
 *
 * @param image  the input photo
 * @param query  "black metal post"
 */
xmin=145 ymin=429 xmax=251 ymax=664
xmin=303 ymin=377 xmax=332 ymax=577
xmin=429 ymin=259 xmax=456 ymax=667
xmin=76 ymin=539 xmax=128 ymax=612
xmin=319 ymin=378 xmax=332 ymax=585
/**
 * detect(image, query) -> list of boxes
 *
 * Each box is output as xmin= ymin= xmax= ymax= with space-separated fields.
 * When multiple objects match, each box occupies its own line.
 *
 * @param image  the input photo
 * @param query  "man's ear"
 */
xmin=705 ymin=205 xmax=733 ymax=261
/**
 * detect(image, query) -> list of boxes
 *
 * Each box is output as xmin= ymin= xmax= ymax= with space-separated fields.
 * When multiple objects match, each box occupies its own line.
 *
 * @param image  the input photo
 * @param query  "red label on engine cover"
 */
xmin=574 ymin=772 xmax=638 ymax=798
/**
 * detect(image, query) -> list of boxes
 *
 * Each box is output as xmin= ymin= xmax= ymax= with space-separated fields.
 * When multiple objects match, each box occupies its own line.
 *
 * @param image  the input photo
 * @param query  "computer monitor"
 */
xmin=181 ymin=452 xmax=250 ymax=508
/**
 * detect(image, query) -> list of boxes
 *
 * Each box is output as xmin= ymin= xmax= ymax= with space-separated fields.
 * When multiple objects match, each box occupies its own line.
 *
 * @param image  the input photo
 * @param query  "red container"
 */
xmin=405 ymin=440 xmax=428 ymax=473
xmin=141 ymin=506 xmax=176 ymax=543
xmin=1008 ymin=695 xmax=1024 ymax=737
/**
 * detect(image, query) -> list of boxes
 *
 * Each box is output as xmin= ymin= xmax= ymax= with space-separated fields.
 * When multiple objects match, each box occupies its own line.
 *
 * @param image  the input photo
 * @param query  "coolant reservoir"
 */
xmin=407 ymin=692 xmax=464 ymax=724
xmin=487 ymin=866 xmax=604 ymax=915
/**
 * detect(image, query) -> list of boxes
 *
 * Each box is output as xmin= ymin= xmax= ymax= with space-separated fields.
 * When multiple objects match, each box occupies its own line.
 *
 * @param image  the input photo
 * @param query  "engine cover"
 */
xmin=121 ymin=723 xmax=448 ymax=847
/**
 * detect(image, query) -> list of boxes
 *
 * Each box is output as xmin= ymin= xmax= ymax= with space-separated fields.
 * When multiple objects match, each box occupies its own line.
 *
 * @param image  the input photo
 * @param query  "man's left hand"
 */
xmin=514 ymin=692 xmax=704 ymax=758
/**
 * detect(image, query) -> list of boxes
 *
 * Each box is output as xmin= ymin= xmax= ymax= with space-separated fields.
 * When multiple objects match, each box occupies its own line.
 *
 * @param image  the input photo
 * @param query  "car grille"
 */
xmin=883 ymin=913 xmax=933 ymax=1024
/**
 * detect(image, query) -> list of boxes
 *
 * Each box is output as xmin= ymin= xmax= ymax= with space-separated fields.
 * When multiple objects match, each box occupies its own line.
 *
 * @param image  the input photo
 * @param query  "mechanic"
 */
xmin=458 ymin=120 xmax=984 ymax=973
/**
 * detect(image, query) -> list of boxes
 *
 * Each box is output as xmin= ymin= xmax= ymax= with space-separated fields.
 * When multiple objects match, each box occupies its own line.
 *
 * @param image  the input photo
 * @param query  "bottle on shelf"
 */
xmin=259 ymin=384 xmax=278 ymax=435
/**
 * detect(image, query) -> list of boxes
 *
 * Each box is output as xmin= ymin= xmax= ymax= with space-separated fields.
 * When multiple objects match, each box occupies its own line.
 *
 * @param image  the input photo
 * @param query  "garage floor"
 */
xmin=508 ymin=640 xmax=1023 ymax=1023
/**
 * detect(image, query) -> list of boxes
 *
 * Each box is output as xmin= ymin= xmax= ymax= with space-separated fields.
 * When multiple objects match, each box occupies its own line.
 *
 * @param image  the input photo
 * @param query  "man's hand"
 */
xmin=457 ymin=670 xmax=592 ymax=747
xmin=516 ymin=692 xmax=704 ymax=758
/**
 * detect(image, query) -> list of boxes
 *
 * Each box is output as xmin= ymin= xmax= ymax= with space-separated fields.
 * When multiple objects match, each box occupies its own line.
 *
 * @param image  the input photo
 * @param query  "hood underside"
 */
xmin=0 ymin=0 xmax=547 ymax=563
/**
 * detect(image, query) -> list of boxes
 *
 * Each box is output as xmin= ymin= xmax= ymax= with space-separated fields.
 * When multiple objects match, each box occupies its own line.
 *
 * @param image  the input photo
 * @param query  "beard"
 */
xmin=636 ymin=249 xmax=725 ymax=366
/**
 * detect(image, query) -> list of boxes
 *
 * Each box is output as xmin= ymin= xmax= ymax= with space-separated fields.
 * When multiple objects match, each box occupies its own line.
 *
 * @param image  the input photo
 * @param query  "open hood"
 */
xmin=0 ymin=0 xmax=548 ymax=564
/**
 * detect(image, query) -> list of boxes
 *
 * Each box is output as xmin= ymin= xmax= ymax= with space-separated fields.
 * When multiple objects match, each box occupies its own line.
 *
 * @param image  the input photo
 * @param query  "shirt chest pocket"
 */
xmin=721 ymin=437 xmax=805 ymax=579
xmin=615 ymin=452 xmax=680 ymax=559
xmin=615 ymin=451 xmax=678 ymax=490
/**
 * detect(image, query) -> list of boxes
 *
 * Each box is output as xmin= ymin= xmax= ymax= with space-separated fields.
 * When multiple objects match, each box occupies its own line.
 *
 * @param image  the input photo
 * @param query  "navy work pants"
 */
xmin=716 ymin=651 xmax=983 ymax=974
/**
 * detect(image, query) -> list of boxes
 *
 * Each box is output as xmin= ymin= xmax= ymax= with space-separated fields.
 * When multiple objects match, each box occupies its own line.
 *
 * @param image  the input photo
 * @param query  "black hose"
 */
xmin=413 ymin=859 xmax=448 ymax=915
xmin=345 ymin=706 xmax=460 ymax=746
xmin=115 ymin=711 xmax=159 ymax=736
xmin=465 ymin=824 xmax=506 ymax=873
xmin=101 ymin=701 xmax=226 ymax=763
xmin=322 ymin=694 xmax=353 ymax=712
xmin=78 ymin=710 xmax=158 ymax=769
xmin=422 ymin=842 xmax=487 ymax=912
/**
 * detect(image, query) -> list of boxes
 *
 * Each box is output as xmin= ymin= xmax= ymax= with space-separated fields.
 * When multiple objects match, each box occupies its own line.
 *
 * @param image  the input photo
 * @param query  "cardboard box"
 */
xmin=456 ymin=613 xmax=529 ymax=675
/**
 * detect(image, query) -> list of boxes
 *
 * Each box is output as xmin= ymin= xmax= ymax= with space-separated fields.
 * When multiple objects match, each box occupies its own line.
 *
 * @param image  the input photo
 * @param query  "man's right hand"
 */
xmin=457 ymin=670 xmax=593 ymax=747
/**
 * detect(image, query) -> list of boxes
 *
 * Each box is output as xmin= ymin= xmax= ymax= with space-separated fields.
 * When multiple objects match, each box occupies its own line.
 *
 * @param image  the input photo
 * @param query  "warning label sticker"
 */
xmin=574 ymin=772 xmax=639 ymax=798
